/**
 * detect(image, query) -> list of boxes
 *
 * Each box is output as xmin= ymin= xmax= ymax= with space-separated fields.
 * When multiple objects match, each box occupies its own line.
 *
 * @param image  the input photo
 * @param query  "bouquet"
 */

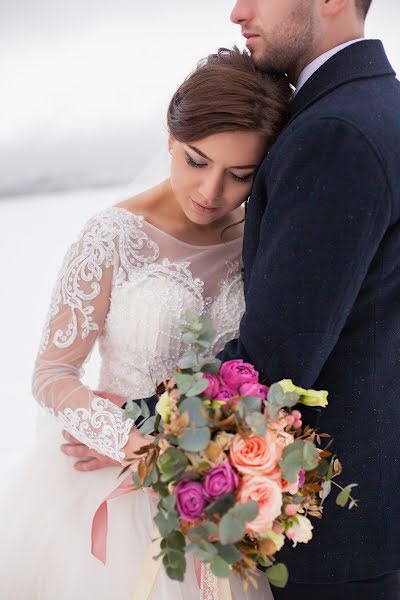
xmin=123 ymin=312 xmax=358 ymax=590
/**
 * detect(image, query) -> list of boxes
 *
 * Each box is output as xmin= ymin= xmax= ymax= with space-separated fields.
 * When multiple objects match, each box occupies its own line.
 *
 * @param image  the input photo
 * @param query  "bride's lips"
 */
xmin=191 ymin=199 xmax=218 ymax=215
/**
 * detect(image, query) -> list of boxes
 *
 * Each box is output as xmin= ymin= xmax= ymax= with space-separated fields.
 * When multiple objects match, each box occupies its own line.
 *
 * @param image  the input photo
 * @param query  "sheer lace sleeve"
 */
xmin=31 ymin=208 xmax=159 ymax=461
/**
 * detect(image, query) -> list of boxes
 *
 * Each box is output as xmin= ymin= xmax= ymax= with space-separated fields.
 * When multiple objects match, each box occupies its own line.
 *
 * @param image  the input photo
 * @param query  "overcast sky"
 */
xmin=1 ymin=1 xmax=398 ymax=196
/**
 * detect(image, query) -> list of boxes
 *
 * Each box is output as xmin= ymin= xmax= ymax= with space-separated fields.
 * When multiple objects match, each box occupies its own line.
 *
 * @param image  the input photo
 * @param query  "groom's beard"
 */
xmin=250 ymin=2 xmax=318 ymax=77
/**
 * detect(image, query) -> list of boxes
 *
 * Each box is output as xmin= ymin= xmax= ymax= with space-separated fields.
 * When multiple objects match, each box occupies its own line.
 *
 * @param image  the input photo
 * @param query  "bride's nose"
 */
xmin=198 ymin=172 xmax=224 ymax=204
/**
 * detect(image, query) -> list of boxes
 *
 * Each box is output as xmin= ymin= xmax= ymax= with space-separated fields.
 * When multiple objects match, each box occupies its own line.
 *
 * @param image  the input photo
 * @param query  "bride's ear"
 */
xmin=168 ymin=133 xmax=176 ymax=155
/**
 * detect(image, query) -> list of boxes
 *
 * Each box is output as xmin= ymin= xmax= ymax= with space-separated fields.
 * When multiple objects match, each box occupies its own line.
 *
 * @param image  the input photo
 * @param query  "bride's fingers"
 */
xmin=61 ymin=443 xmax=91 ymax=458
xmin=73 ymin=458 xmax=100 ymax=471
xmin=62 ymin=430 xmax=80 ymax=444
xmin=73 ymin=458 xmax=115 ymax=471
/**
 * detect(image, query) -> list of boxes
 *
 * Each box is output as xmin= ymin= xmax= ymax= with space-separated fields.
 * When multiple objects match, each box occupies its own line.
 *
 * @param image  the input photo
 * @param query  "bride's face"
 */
xmin=169 ymin=130 xmax=266 ymax=226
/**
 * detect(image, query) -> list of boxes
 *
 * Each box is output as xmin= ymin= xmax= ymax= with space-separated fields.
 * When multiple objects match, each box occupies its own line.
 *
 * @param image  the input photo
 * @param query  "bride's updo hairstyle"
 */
xmin=167 ymin=47 xmax=291 ymax=147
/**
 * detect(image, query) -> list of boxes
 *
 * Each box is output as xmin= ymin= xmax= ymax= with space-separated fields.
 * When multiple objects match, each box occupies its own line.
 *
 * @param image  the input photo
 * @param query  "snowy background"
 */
xmin=0 ymin=1 xmax=399 ymax=497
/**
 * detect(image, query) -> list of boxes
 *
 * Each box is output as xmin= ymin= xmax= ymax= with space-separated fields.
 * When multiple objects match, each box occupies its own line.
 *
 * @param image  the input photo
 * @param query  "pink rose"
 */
xmin=219 ymin=360 xmax=259 ymax=390
xmin=240 ymin=382 xmax=269 ymax=401
xmin=202 ymin=374 xmax=220 ymax=400
xmin=238 ymin=475 xmax=283 ymax=536
xmin=174 ymin=479 xmax=209 ymax=522
xmin=203 ymin=462 xmax=239 ymax=499
xmin=230 ymin=432 xmax=280 ymax=477
xmin=215 ymin=379 xmax=236 ymax=405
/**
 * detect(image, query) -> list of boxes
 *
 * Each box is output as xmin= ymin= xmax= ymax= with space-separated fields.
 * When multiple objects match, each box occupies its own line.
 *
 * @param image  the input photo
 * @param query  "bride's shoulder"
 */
xmin=114 ymin=187 xmax=159 ymax=221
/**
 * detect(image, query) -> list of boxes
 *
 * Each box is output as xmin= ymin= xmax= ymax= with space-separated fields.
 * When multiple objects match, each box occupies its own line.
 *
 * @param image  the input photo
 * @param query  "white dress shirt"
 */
xmin=295 ymin=38 xmax=366 ymax=95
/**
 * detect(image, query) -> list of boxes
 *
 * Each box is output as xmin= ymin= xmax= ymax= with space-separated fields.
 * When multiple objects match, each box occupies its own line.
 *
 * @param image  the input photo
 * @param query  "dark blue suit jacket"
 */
xmin=219 ymin=40 xmax=400 ymax=583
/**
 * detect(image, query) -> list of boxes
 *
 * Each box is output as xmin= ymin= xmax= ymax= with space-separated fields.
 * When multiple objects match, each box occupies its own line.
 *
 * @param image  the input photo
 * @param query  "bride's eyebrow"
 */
xmin=187 ymin=144 xmax=257 ymax=170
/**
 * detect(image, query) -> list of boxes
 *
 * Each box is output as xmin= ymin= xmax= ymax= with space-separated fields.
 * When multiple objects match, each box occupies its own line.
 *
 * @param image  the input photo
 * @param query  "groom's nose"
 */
xmin=230 ymin=0 xmax=250 ymax=24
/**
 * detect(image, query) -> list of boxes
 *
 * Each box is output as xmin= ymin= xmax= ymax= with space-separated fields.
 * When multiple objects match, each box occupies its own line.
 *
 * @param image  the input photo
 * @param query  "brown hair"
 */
xmin=167 ymin=47 xmax=291 ymax=148
xmin=356 ymin=0 xmax=372 ymax=17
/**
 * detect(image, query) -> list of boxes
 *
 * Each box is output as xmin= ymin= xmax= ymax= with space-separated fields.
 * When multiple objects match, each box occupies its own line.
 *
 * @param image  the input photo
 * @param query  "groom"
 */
xmin=217 ymin=0 xmax=400 ymax=598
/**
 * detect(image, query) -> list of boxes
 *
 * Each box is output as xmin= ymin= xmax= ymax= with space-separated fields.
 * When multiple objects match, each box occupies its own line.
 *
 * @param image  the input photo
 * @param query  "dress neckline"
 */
xmin=112 ymin=206 xmax=243 ymax=251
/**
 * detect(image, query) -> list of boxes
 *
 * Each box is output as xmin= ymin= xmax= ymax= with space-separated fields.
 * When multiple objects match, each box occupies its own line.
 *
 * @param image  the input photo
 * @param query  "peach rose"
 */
xmin=230 ymin=432 xmax=280 ymax=477
xmin=238 ymin=475 xmax=283 ymax=536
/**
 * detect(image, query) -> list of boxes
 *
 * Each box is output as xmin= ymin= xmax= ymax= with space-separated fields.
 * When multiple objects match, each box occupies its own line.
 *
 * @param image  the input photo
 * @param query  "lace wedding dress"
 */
xmin=0 ymin=206 xmax=274 ymax=600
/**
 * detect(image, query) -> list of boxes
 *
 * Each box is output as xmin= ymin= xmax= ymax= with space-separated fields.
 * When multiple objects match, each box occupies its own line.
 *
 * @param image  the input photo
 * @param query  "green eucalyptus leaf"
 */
xmin=214 ymin=543 xmax=242 ymax=565
xmin=180 ymin=397 xmax=207 ymax=426
xmin=162 ymin=550 xmax=186 ymax=582
xmin=178 ymin=427 xmax=211 ymax=452
xmin=164 ymin=530 xmax=186 ymax=551
xmin=321 ymin=479 xmax=332 ymax=504
xmin=283 ymin=391 xmax=301 ymax=408
xmin=186 ymin=379 xmax=209 ymax=398
xmin=204 ymin=494 xmax=236 ymax=520
xmin=242 ymin=396 xmax=263 ymax=412
xmin=219 ymin=513 xmax=246 ymax=545
xmin=174 ymin=373 xmax=196 ymax=394
xmin=210 ymin=556 xmax=231 ymax=578
xmin=161 ymin=495 xmax=177 ymax=513
xmin=158 ymin=447 xmax=189 ymax=482
xmin=184 ymin=310 xmax=204 ymax=330
xmin=181 ymin=332 xmax=198 ymax=345
xmin=137 ymin=415 xmax=156 ymax=435
xmin=231 ymin=501 xmax=259 ymax=523
xmin=154 ymin=511 xmax=179 ymax=537
xmin=279 ymin=440 xmax=320 ymax=483
xmin=192 ymin=540 xmax=218 ymax=562
xmin=266 ymin=564 xmax=289 ymax=589
xmin=152 ymin=479 xmax=169 ymax=497
xmin=246 ymin=413 xmax=267 ymax=436
xmin=197 ymin=357 xmax=222 ymax=375
xmin=177 ymin=351 xmax=198 ymax=370
xmin=123 ymin=400 xmax=142 ymax=422
xmin=336 ymin=484 xmax=358 ymax=507
xmin=188 ymin=522 xmax=219 ymax=544
xmin=267 ymin=383 xmax=286 ymax=405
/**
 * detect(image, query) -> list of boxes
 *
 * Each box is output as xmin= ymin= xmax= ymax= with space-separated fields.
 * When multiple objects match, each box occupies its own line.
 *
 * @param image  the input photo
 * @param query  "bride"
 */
xmin=0 ymin=48 xmax=290 ymax=599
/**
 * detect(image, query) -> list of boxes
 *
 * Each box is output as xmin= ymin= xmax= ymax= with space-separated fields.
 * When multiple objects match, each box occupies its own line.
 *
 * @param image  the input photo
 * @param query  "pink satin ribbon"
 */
xmin=91 ymin=477 xmax=202 ymax=588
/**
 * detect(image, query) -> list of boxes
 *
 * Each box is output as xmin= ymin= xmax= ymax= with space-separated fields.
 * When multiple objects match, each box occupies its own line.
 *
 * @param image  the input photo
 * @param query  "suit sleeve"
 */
xmin=218 ymin=118 xmax=390 ymax=387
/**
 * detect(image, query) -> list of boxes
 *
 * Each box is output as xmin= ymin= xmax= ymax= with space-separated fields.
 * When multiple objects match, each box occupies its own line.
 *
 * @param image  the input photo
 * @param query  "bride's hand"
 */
xmin=61 ymin=431 xmax=121 ymax=471
xmin=121 ymin=428 xmax=154 ymax=468
xmin=60 ymin=389 xmax=127 ymax=471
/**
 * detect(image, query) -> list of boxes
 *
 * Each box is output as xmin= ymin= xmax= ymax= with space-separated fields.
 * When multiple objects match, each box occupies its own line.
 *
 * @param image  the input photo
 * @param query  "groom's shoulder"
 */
xmin=268 ymin=74 xmax=400 ymax=179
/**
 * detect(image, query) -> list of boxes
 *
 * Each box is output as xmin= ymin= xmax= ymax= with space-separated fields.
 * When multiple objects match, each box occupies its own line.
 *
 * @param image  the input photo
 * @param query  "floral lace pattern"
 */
xmin=42 ymin=396 xmax=134 ymax=461
xmin=40 ymin=209 xmax=159 ymax=354
xmin=33 ymin=206 xmax=245 ymax=461
xmin=200 ymin=564 xmax=220 ymax=600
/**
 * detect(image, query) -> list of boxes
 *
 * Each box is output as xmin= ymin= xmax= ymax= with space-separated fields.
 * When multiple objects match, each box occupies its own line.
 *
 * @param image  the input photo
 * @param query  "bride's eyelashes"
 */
xmin=184 ymin=151 xmax=254 ymax=184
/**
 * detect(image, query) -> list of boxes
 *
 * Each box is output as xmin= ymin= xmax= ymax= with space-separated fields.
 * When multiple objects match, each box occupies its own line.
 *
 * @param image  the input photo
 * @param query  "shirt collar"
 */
xmin=294 ymin=38 xmax=366 ymax=96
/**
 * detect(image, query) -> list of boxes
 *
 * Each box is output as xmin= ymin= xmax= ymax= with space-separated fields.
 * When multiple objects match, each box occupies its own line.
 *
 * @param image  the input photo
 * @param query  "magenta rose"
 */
xmin=219 ymin=360 xmax=259 ymax=390
xmin=240 ymin=382 xmax=270 ymax=402
xmin=174 ymin=479 xmax=209 ymax=522
xmin=202 ymin=374 xmax=220 ymax=400
xmin=215 ymin=379 xmax=236 ymax=405
xmin=204 ymin=461 xmax=239 ymax=499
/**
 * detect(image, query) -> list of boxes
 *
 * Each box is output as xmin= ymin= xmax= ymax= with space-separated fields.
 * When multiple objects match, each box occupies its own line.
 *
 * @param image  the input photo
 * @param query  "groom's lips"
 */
xmin=243 ymin=32 xmax=259 ymax=47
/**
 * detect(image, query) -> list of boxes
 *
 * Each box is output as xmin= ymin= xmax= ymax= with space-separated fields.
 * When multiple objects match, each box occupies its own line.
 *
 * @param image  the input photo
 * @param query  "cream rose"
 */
xmin=287 ymin=515 xmax=314 ymax=546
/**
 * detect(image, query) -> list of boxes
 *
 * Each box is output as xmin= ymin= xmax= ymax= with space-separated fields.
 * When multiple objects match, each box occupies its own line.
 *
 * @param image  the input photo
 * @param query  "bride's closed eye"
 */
xmin=185 ymin=151 xmax=254 ymax=183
